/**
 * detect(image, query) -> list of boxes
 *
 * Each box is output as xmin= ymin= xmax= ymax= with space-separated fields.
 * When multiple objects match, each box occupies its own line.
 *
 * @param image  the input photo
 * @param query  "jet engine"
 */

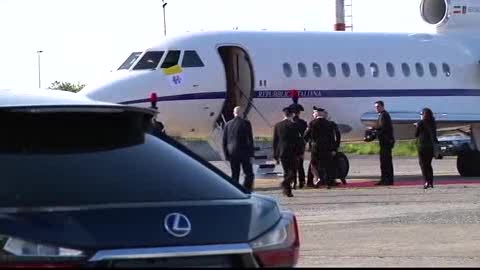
xmin=420 ymin=0 xmax=480 ymax=32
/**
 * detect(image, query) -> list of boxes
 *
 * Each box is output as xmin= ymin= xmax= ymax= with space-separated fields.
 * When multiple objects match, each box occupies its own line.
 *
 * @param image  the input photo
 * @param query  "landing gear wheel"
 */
xmin=457 ymin=150 xmax=480 ymax=177
xmin=335 ymin=152 xmax=349 ymax=184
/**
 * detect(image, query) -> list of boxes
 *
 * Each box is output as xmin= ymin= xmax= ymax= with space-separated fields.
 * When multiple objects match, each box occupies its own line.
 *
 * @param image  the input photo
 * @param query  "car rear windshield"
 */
xmin=0 ymin=110 xmax=247 ymax=207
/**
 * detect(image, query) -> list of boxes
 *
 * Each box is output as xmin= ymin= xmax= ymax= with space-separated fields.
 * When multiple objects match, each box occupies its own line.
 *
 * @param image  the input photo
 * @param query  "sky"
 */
xmin=0 ymin=0 xmax=435 ymax=89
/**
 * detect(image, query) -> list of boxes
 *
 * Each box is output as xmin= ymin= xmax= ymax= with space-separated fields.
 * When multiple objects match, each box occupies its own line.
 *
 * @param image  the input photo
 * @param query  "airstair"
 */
xmin=208 ymin=89 xmax=278 ymax=177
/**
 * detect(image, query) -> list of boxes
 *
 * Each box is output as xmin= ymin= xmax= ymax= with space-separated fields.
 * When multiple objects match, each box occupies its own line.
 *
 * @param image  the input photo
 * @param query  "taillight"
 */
xmin=250 ymin=212 xmax=300 ymax=268
xmin=0 ymin=236 xmax=86 ymax=268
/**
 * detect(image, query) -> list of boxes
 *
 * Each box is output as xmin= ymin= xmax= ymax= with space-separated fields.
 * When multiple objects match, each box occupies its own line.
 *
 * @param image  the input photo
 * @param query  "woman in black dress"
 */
xmin=415 ymin=108 xmax=438 ymax=189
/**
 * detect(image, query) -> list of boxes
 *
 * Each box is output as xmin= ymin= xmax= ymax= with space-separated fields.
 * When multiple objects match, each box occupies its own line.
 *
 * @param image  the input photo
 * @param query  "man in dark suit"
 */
xmin=150 ymin=117 xmax=166 ymax=137
xmin=222 ymin=106 xmax=255 ymax=192
xmin=290 ymin=104 xmax=308 ymax=189
xmin=147 ymin=93 xmax=166 ymax=137
xmin=373 ymin=100 xmax=395 ymax=185
xmin=273 ymin=107 xmax=303 ymax=197
xmin=304 ymin=106 xmax=338 ymax=189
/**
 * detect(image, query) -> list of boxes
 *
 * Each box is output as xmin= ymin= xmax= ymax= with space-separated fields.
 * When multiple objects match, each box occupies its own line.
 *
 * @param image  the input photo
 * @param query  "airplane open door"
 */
xmin=217 ymin=46 xmax=255 ymax=123
xmin=209 ymin=46 xmax=276 ymax=175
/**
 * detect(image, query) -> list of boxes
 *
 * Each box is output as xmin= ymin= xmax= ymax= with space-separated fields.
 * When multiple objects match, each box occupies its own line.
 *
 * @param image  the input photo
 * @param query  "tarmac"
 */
xmin=210 ymin=155 xmax=480 ymax=267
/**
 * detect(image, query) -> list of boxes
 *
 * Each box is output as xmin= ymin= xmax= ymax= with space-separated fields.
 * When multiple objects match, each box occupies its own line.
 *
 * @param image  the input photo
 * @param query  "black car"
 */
xmin=0 ymin=89 xmax=299 ymax=268
xmin=437 ymin=134 xmax=473 ymax=156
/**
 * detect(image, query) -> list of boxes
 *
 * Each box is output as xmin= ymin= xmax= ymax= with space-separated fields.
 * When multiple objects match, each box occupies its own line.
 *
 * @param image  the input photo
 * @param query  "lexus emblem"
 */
xmin=164 ymin=213 xmax=191 ymax=238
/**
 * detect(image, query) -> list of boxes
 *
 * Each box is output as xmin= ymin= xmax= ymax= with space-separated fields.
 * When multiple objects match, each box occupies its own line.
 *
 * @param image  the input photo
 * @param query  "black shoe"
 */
xmin=428 ymin=183 xmax=434 ymax=188
xmin=283 ymin=189 xmax=294 ymax=197
xmin=375 ymin=181 xmax=385 ymax=186
xmin=299 ymin=182 xmax=305 ymax=189
xmin=424 ymin=182 xmax=429 ymax=189
xmin=341 ymin=178 xmax=347 ymax=185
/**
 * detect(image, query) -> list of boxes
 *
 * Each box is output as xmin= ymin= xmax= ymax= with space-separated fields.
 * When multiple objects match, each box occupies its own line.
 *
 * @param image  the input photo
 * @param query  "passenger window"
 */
xmin=298 ymin=62 xmax=307 ymax=77
xmin=312 ymin=63 xmax=322 ymax=77
xmin=442 ymin=63 xmax=451 ymax=77
xmin=283 ymin=63 xmax=292 ymax=77
xmin=370 ymin=63 xmax=379 ymax=77
xmin=327 ymin=63 xmax=336 ymax=77
xmin=386 ymin=62 xmax=395 ymax=77
xmin=401 ymin=63 xmax=410 ymax=77
xmin=132 ymin=51 xmax=165 ymax=70
xmin=181 ymin=50 xmax=205 ymax=67
xmin=341 ymin=63 xmax=351 ymax=77
xmin=356 ymin=63 xmax=365 ymax=77
xmin=415 ymin=62 xmax=424 ymax=77
xmin=429 ymin=63 xmax=437 ymax=77
xmin=118 ymin=52 xmax=142 ymax=70
xmin=160 ymin=50 xmax=181 ymax=68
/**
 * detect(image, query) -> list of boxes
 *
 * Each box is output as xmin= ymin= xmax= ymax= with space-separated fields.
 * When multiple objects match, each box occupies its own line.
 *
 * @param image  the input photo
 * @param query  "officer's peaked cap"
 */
xmin=289 ymin=103 xmax=304 ymax=112
xmin=282 ymin=106 xmax=293 ymax=113
xmin=313 ymin=106 xmax=325 ymax=112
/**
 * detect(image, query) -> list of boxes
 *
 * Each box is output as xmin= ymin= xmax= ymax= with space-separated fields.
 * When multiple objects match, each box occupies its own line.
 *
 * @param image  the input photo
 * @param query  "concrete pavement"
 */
xmin=211 ymin=155 xmax=480 ymax=267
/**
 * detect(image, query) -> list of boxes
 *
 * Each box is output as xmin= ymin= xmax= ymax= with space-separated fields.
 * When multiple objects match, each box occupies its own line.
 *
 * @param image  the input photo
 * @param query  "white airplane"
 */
xmin=79 ymin=0 xmax=480 ymax=177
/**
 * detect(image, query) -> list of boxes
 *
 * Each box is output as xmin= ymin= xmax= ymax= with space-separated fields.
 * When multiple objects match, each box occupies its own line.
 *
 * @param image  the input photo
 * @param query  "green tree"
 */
xmin=48 ymin=81 xmax=86 ymax=93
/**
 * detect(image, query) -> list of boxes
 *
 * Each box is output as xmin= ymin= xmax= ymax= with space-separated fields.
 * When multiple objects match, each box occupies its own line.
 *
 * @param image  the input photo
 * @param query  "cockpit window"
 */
xmin=182 ymin=50 xmax=205 ymax=67
xmin=118 ymin=52 xmax=142 ymax=70
xmin=161 ymin=50 xmax=181 ymax=68
xmin=132 ymin=51 xmax=165 ymax=70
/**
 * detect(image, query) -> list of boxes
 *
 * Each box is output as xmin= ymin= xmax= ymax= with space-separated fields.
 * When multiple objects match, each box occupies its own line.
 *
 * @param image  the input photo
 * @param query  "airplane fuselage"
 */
xmin=80 ymin=31 xmax=480 ymax=141
xmin=79 ymin=0 xmax=480 ymax=177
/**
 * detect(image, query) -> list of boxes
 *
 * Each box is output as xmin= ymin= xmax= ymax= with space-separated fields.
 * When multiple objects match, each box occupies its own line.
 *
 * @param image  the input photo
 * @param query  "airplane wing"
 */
xmin=361 ymin=111 xmax=480 ymax=136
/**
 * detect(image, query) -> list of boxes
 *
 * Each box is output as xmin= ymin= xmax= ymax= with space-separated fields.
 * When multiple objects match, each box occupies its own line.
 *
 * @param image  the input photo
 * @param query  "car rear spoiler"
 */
xmin=0 ymin=105 xmax=156 ymax=115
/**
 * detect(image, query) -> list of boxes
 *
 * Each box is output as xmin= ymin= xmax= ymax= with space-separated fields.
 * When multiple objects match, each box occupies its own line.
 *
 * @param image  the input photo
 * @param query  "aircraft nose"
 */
xmin=81 ymin=85 xmax=116 ymax=102
xmin=80 ymin=82 xmax=125 ymax=103
xmin=79 ymin=70 xmax=159 ymax=104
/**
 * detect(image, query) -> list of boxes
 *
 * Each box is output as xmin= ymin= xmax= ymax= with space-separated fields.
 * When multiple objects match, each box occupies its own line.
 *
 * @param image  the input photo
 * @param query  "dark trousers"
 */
xmin=230 ymin=156 xmax=254 ymax=192
xmin=380 ymin=146 xmax=394 ymax=184
xmin=294 ymin=157 xmax=306 ymax=187
xmin=307 ymin=156 xmax=334 ymax=186
xmin=418 ymin=147 xmax=434 ymax=185
xmin=307 ymin=160 xmax=314 ymax=186
xmin=281 ymin=158 xmax=297 ymax=192
xmin=316 ymin=152 xmax=336 ymax=186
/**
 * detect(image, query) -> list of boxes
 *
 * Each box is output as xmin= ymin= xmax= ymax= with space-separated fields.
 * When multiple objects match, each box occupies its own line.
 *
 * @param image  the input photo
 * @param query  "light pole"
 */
xmin=162 ymin=0 xmax=167 ymax=36
xmin=37 ymin=50 xmax=43 ymax=88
